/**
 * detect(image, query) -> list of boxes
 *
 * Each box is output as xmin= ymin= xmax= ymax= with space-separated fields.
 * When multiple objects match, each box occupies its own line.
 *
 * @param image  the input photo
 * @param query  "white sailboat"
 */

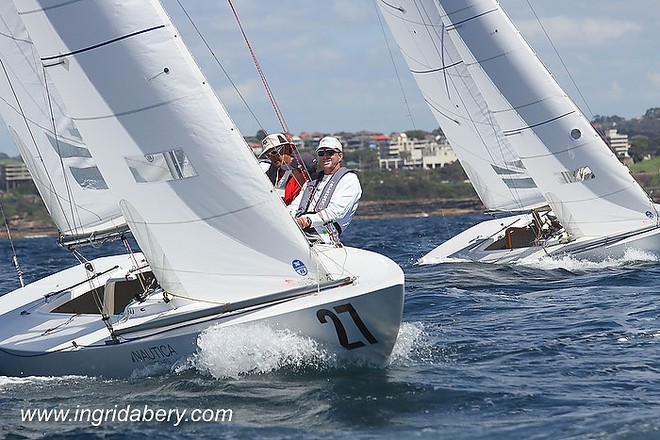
xmin=377 ymin=0 xmax=660 ymax=264
xmin=0 ymin=0 xmax=404 ymax=377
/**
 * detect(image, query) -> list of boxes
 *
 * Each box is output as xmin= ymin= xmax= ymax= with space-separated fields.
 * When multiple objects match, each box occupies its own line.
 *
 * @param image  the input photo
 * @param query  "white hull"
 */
xmin=420 ymin=213 xmax=660 ymax=265
xmin=0 ymin=248 xmax=404 ymax=378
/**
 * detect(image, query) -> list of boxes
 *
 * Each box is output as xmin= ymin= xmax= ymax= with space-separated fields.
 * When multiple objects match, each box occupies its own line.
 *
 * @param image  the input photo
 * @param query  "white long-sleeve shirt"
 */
xmin=288 ymin=171 xmax=361 ymax=236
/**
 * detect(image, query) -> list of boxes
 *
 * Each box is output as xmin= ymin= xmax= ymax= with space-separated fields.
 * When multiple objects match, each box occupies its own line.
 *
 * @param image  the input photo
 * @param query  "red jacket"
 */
xmin=283 ymin=176 xmax=302 ymax=205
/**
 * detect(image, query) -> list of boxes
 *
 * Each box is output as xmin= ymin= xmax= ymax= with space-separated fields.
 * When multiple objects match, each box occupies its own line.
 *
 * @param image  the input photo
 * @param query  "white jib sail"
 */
xmin=377 ymin=0 xmax=546 ymax=212
xmin=13 ymin=0 xmax=324 ymax=303
xmin=0 ymin=0 xmax=126 ymax=244
xmin=432 ymin=0 xmax=657 ymax=239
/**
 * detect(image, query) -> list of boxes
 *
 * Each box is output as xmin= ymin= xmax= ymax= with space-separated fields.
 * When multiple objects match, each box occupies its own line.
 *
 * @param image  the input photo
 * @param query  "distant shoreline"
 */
xmin=0 ymin=197 xmax=484 ymax=240
xmin=355 ymin=197 xmax=484 ymax=219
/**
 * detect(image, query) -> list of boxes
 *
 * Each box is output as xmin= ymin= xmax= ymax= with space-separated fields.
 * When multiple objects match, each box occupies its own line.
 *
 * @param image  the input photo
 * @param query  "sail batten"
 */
xmin=39 ymin=24 xmax=167 ymax=62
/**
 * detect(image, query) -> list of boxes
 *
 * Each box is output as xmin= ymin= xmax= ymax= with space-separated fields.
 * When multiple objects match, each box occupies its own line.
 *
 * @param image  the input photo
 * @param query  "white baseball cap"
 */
xmin=259 ymin=133 xmax=293 ymax=158
xmin=316 ymin=136 xmax=343 ymax=152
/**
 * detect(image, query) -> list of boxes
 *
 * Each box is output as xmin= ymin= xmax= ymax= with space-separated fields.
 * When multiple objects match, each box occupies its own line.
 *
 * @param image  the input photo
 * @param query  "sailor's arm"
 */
xmin=307 ymin=173 xmax=361 ymax=228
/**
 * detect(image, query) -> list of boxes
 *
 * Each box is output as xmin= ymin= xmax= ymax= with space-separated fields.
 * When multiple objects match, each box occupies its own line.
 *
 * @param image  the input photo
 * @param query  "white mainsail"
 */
xmin=378 ymin=0 xmax=545 ymax=211
xmin=0 ymin=1 xmax=126 ymax=245
xmin=379 ymin=0 xmax=658 ymax=239
xmin=13 ymin=0 xmax=325 ymax=303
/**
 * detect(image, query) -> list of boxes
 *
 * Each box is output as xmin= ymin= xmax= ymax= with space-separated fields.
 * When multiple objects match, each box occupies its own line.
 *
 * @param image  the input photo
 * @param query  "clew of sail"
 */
xmin=424 ymin=0 xmax=657 ymax=239
xmin=378 ymin=0 xmax=545 ymax=212
xmin=13 ymin=0 xmax=326 ymax=303
xmin=0 ymin=1 xmax=127 ymax=245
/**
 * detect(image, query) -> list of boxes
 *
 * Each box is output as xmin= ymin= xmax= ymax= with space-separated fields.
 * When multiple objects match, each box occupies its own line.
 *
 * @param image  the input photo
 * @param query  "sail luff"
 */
xmin=13 ymin=0 xmax=325 ymax=303
xmin=377 ymin=0 xmax=546 ymax=212
xmin=0 ymin=0 xmax=127 ymax=243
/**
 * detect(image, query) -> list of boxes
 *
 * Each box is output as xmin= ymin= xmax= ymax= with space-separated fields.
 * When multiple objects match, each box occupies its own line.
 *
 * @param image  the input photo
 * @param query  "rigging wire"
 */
xmin=374 ymin=0 xmax=464 ymax=237
xmin=121 ymin=235 xmax=149 ymax=291
xmin=523 ymin=0 xmax=595 ymax=120
xmin=0 ymin=58 xmax=75 ymax=239
xmin=373 ymin=0 xmax=417 ymax=130
xmin=174 ymin=0 xmax=266 ymax=133
xmin=172 ymin=3 xmax=325 ymax=249
xmin=161 ymin=3 xmax=321 ymax=259
xmin=225 ymin=0 xmax=289 ymax=134
xmin=42 ymin=65 xmax=87 ymax=240
xmin=0 ymin=203 xmax=24 ymax=287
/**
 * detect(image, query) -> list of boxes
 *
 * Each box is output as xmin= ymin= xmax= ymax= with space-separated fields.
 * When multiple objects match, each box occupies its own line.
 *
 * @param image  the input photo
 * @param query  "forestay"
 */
xmin=0 ymin=0 xmax=126 ymax=245
xmin=429 ymin=0 xmax=657 ymax=238
xmin=378 ymin=0 xmax=545 ymax=212
xmin=13 ymin=0 xmax=325 ymax=303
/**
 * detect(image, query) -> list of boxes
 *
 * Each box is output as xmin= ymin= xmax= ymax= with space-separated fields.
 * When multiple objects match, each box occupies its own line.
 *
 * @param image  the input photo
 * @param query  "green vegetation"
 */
xmin=0 ymin=191 xmax=47 ymax=219
xmin=0 ymin=182 xmax=53 ymax=233
xmin=359 ymin=163 xmax=474 ymax=201
xmin=595 ymin=107 xmax=660 ymax=162
xmin=629 ymin=157 xmax=660 ymax=197
xmin=629 ymin=156 xmax=660 ymax=174
xmin=0 ymin=157 xmax=22 ymax=165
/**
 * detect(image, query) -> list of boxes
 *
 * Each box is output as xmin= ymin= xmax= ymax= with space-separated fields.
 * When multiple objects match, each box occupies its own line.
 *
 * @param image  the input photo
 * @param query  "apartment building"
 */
xmin=379 ymin=132 xmax=457 ymax=170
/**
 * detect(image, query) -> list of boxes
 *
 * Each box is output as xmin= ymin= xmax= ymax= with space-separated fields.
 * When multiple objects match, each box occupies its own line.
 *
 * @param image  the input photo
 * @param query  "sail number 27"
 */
xmin=316 ymin=303 xmax=378 ymax=349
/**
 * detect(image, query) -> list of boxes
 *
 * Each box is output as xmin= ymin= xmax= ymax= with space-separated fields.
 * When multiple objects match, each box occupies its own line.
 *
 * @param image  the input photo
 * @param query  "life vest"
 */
xmin=296 ymin=167 xmax=355 ymax=236
xmin=264 ymin=162 xmax=278 ymax=185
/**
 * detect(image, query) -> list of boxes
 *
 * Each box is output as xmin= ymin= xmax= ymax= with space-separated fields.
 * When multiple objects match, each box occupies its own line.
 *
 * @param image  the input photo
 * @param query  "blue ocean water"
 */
xmin=1 ymin=213 xmax=659 ymax=439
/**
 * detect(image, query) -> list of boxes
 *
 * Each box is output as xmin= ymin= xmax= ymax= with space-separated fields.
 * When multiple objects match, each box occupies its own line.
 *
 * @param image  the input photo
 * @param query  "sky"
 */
xmin=1 ymin=0 xmax=658 ymax=155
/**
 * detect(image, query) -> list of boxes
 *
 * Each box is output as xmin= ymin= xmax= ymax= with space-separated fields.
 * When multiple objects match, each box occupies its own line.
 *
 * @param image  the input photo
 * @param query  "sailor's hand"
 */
xmin=297 ymin=216 xmax=311 ymax=229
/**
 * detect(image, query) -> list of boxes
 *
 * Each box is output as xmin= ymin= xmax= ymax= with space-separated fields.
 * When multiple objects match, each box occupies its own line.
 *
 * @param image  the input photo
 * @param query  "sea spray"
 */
xmin=183 ymin=321 xmax=432 ymax=378
xmin=188 ymin=323 xmax=337 ymax=379
xmin=516 ymin=248 xmax=659 ymax=272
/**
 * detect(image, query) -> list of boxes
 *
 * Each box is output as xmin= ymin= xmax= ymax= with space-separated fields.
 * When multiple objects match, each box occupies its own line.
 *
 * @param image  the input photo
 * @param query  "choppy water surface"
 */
xmin=1 ymin=213 xmax=659 ymax=439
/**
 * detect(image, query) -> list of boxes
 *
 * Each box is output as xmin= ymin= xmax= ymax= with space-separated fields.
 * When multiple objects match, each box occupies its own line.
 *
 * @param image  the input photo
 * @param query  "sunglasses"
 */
xmin=268 ymin=149 xmax=281 ymax=157
xmin=317 ymin=149 xmax=337 ymax=157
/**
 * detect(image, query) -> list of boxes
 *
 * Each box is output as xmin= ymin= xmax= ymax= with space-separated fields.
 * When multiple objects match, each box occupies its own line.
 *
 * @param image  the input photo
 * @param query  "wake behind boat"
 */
xmin=377 ymin=0 xmax=660 ymax=264
xmin=0 ymin=0 xmax=404 ymax=377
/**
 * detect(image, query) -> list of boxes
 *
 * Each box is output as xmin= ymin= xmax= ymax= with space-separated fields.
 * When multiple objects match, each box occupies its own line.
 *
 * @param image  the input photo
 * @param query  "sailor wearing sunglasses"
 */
xmin=288 ymin=136 xmax=362 ymax=243
xmin=259 ymin=133 xmax=294 ymax=196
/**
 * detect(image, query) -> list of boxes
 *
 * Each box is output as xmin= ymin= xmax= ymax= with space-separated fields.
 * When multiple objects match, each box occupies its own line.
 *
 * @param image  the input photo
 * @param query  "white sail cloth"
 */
xmin=378 ymin=0 xmax=657 ymax=238
xmin=378 ymin=0 xmax=545 ymax=212
xmin=13 ymin=0 xmax=324 ymax=303
xmin=0 ymin=1 xmax=126 ymax=244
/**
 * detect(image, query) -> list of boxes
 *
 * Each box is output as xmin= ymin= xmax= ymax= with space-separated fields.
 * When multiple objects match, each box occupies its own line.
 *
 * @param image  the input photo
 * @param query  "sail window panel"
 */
xmin=46 ymin=133 xmax=93 ymax=158
xmin=501 ymin=177 xmax=538 ymax=189
xmin=558 ymin=166 xmax=595 ymax=184
xmin=491 ymin=163 xmax=526 ymax=175
xmin=126 ymin=148 xmax=198 ymax=183
xmin=68 ymin=166 xmax=109 ymax=190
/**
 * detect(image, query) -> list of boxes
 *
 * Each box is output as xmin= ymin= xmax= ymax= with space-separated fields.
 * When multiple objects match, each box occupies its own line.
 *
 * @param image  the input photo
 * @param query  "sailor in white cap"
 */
xmin=259 ymin=133 xmax=294 ymax=194
xmin=288 ymin=136 xmax=361 ymax=243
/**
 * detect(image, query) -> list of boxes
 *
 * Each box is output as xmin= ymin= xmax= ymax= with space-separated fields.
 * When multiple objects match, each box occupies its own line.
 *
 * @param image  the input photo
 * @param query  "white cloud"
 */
xmin=648 ymin=72 xmax=660 ymax=89
xmin=517 ymin=16 xmax=641 ymax=47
